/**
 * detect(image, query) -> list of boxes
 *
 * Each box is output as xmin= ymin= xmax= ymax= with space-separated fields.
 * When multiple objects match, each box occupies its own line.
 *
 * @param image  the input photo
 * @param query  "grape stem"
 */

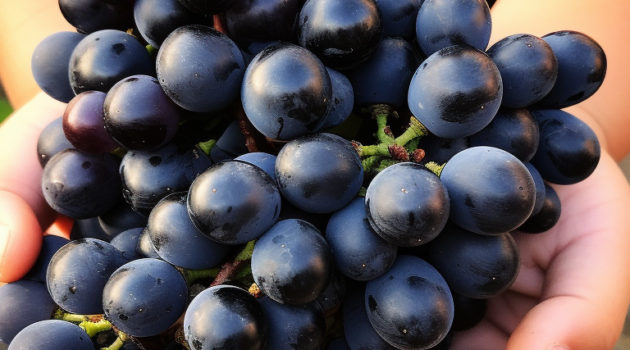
xmin=425 ymin=161 xmax=446 ymax=176
xmin=101 ymin=331 xmax=129 ymax=350
xmin=79 ymin=319 xmax=112 ymax=338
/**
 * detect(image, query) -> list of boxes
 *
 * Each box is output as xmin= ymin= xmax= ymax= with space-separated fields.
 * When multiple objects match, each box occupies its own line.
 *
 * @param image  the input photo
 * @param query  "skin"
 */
xmin=0 ymin=0 xmax=629 ymax=348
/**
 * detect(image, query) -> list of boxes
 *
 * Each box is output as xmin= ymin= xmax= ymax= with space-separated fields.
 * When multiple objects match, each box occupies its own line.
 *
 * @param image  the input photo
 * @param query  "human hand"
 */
xmin=450 ymin=150 xmax=630 ymax=350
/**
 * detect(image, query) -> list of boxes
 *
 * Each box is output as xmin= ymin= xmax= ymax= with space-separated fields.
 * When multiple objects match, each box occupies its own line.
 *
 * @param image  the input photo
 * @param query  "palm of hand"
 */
xmin=450 ymin=152 xmax=630 ymax=350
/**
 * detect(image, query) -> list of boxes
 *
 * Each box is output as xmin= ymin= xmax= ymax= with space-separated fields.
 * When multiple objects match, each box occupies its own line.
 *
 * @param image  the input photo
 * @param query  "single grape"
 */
xmin=518 ymin=183 xmax=562 ymax=233
xmin=234 ymin=152 xmax=277 ymax=181
xmin=176 ymin=0 xmax=233 ymax=14
xmin=342 ymin=284 xmax=397 ymax=350
xmin=183 ymin=285 xmax=267 ymax=350
xmin=133 ymin=0 xmax=204 ymax=48
xmin=23 ymin=235 xmax=70 ymax=282
xmin=102 ymin=258 xmax=188 ymax=337
xmin=365 ymin=162 xmax=450 ymax=247
xmin=318 ymin=67 xmax=354 ymax=130
xmin=374 ymin=0 xmax=422 ymax=40
xmin=137 ymin=229 xmax=161 ymax=258
xmin=109 ymin=227 xmax=145 ymax=261
xmin=407 ymin=45 xmax=503 ymax=138
xmin=8 ymin=320 xmax=94 ymax=350
xmin=46 ymin=238 xmax=127 ymax=314
xmin=63 ymin=91 xmax=118 ymax=154
xmin=251 ymin=219 xmax=332 ymax=305
xmin=98 ymin=200 xmax=148 ymax=238
xmin=524 ymin=162 xmax=546 ymax=216
xmin=36 ymin=117 xmax=73 ymax=167
xmin=0 ymin=280 xmax=57 ymax=344
xmin=187 ymin=160 xmax=281 ymax=245
xmin=59 ymin=0 xmax=134 ymax=33
xmin=275 ymin=133 xmax=364 ymax=214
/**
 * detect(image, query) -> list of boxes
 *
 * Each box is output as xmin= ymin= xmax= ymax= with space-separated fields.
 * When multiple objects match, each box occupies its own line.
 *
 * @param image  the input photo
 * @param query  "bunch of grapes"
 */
xmin=1 ymin=0 xmax=606 ymax=349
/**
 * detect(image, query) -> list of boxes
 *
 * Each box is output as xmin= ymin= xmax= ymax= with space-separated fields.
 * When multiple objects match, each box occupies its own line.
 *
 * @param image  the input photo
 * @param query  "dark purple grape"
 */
xmin=234 ymin=152 xmax=277 ymax=181
xmin=416 ymin=134 xmax=469 ymax=164
xmin=275 ymin=133 xmax=364 ymax=214
xmin=24 ymin=235 xmax=70 ymax=282
xmin=187 ymin=160 xmax=282 ymax=245
xmin=365 ymin=162 xmax=449 ymax=247
xmin=326 ymin=198 xmax=398 ymax=281
xmin=109 ymin=227 xmax=145 ymax=261
xmin=8 ymin=320 xmax=94 ymax=350
xmin=59 ymin=0 xmax=134 ymax=33
xmin=348 ymin=37 xmax=418 ymax=108
xmin=487 ymin=33 xmax=558 ymax=108
xmin=69 ymin=29 xmax=155 ymax=94
xmin=241 ymin=43 xmax=332 ymax=140
xmin=342 ymin=284 xmax=397 ymax=350
xmin=133 ymin=0 xmax=203 ymax=48
xmin=530 ymin=109 xmax=600 ymax=185
xmin=31 ymin=31 xmax=84 ymax=102
xmin=518 ymin=183 xmax=562 ymax=234
xmin=71 ymin=216 xmax=117 ymax=242
xmin=176 ymin=0 xmax=233 ymax=14
xmin=42 ymin=149 xmax=121 ymax=219
xmin=451 ymin=292 xmax=487 ymax=331
xmin=104 ymin=75 xmax=182 ymax=151
xmin=46 ymin=238 xmax=127 ymax=314
xmin=427 ymin=225 xmax=519 ymax=298
xmin=183 ymin=285 xmax=267 ymax=350
xmin=221 ymin=0 xmax=301 ymax=46
xmin=63 ymin=91 xmax=118 ymax=154
xmin=102 ymin=258 xmax=188 ymax=337
xmin=537 ymin=31 xmax=607 ymax=108
xmin=524 ymin=162 xmax=546 ymax=216
xmin=407 ymin=45 xmax=503 ymax=138
xmin=251 ymin=219 xmax=332 ymax=305
xmin=298 ymin=0 xmax=382 ymax=69
xmin=137 ymin=229 xmax=161 ymax=258
xmin=98 ymin=200 xmax=148 ymax=238
xmin=374 ymin=0 xmax=422 ymax=40
xmin=213 ymin=120 xmax=249 ymax=158
xmin=468 ymin=108 xmax=540 ymax=162
xmin=36 ymin=117 xmax=73 ymax=167
xmin=318 ymin=68 xmax=354 ymax=130
xmin=440 ymin=146 xmax=536 ymax=235
xmin=119 ymin=142 xmax=212 ymax=215
xmin=0 ymin=281 xmax=57 ymax=344
xmin=364 ymin=255 xmax=454 ymax=349
xmin=258 ymin=296 xmax=326 ymax=350
xmin=415 ymin=0 xmax=491 ymax=56
xmin=314 ymin=267 xmax=347 ymax=314
xmin=147 ymin=192 xmax=229 ymax=269
xmin=156 ymin=25 xmax=245 ymax=113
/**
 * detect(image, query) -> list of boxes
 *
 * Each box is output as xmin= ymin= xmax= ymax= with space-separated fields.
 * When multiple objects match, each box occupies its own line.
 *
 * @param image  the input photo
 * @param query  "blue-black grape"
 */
xmin=8 ymin=320 xmax=94 ymax=350
xmin=104 ymin=74 xmax=182 ymax=150
xmin=234 ymin=152 xmax=277 ymax=181
xmin=59 ymin=0 xmax=134 ymax=33
xmin=426 ymin=224 xmax=519 ymax=298
xmin=327 ymin=338 xmax=350 ymax=350
xmin=24 ymin=235 xmax=70 ymax=282
xmin=137 ymin=229 xmax=161 ymax=258
xmin=251 ymin=219 xmax=332 ymax=305
xmin=183 ymin=285 xmax=267 ymax=350
xmin=133 ymin=0 xmax=203 ymax=48
xmin=518 ymin=183 xmax=562 ymax=233
xmin=342 ymin=284 xmax=397 ymax=350
xmin=319 ymin=67 xmax=354 ymax=130
xmin=537 ymin=30 xmax=607 ymax=108
xmin=31 ymin=31 xmax=84 ymax=102
xmin=176 ymin=0 xmax=233 ymax=14
xmin=365 ymin=162 xmax=449 ymax=247
xmin=0 ymin=280 xmax=57 ymax=344
xmin=326 ymin=198 xmax=398 ymax=281
xmin=530 ymin=109 xmax=600 ymax=185
xmin=102 ymin=258 xmax=188 ymax=337
xmin=157 ymin=25 xmax=245 ymax=113
xmin=374 ymin=0 xmax=422 ymax=40
xmin=440 ymin=146 xmax=536 ymax=235
xmin=451 ymin=292 xmax=487 ymax=331
xmin=364 ymin=255 xmax=454 ymax=349
xmin=258 ymin=296 xmax=326 ymax=350
xmin=46 ymin=238 xmax=127 ymax=314
xmin=486 ymin=33 xmax=558 ymax=108
xmin=275 ymin=133 xmax=363 ymax=214
xmin=119 ymin=141 xmax=212 ymax=215
xmin=63 ymin=91 xmax=118 ymax=154
xmin=241 ymin=43 xmax=332 ymax=140
xmin=147 ymin=192 xmax=229 ymax=269
xmin=69 ymin=29 xmax=155 ymax=94
xmin=71 ymin=216 xmax=117 ymax=242
xmin=415 ymin=0 xmax=492 ymax=56
xmin=407 ymin=45 xmax=503 ymax=138
xmin=212 ymin=120 xmax=249 ymax=160
xmin=98 ymin=200 xmax=148 ymax=238
xmin=42 ymin=149 xmax=122 ymax=219
xmin=314 ymin=266 xmax=347 ymax=314
xmin=468 ymin=108 xmax=540 ymax=162
xmin=524 ymin=162 xmax=546 ymax=216
xmin=187 ymin=160 xmax=281 ymax=245
xmin=37 ymin=117 xmax=73 ymax=167
xmin=348 ymin=37 xmax=419 ymax=108
xmin=416 ymin=134 xmax=469 ymax=165
xmin=298 ymin=0 xmax=382 ymax=70
xmin=109 ymin=227 xmax=145 ymax=261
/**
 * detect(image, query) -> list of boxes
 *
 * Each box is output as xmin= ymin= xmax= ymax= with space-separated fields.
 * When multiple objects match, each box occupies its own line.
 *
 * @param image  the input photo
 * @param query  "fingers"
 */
xmin=507 ymin=152 xmax=630 ymax=349
xmin=0 ymin=92 xmax=67 ymax=229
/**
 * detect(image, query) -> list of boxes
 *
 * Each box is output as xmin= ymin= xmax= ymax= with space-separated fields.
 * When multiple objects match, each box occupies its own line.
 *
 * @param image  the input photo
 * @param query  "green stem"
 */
xmin=54 ymin=310 xmax=89 ymax=323
xmin=357 ymin=143 xmax=391 ymax=158
xmin=376 ymin=159 xmax=399 ymax=173
xmin=184 ymin=267 xmax=220 ymax=284
xmin=234 ymin=240 xmax=256 ymax=262
xmin=361 ymin=156 xmax=382 ymax=173
xmin=394 ymin=117 xmax=428 ymax=146
xmin=79 ymin=319 xmax=112 ymax=338
xmin=425 ymin=161 xmax=446 ymax=177
xmin=374 ymin=109 xmax=394 ymax=144
xmin=101 ymin=332 xmax=128 ymax=350
xmin=197 ymin=139 xmax=216 ymax=156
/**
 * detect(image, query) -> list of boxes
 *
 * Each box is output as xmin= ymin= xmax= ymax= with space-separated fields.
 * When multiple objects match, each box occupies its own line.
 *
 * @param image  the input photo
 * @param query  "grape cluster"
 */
xmin=3 ymin=0 xmax=606 ymax=349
